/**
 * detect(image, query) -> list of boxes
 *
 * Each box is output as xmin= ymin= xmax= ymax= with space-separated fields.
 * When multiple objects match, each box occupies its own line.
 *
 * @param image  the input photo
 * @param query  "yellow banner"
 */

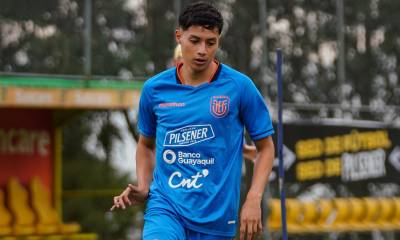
xmin=4 ymin=88 xmax=62 ymax=107
xmin=0 ymin=87 xmax=140 ymax=109
xmin=64 ymin=89 xmax=120 ymax=108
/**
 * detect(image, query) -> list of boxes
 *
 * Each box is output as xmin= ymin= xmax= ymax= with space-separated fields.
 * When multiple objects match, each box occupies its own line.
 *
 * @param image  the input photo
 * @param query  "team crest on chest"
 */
xmin=210 ymin=95 xmax=230 ymax=118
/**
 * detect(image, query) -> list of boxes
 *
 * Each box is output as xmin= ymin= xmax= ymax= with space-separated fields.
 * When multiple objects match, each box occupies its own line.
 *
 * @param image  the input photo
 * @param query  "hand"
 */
xmin=239 ymin=196 xmax=263 ymax=240
xmin=110 ymin=184 xmax=149 ymax=211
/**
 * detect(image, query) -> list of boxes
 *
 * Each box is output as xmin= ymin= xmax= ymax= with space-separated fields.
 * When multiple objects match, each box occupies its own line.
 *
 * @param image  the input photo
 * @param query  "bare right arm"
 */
xmin=136 ymin=135 xmax=156 ymax=190
xmin=111 ymin=135 xmax=155 ymax=210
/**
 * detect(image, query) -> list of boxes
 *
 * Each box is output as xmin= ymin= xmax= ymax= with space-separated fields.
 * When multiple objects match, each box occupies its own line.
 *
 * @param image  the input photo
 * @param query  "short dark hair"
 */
xmin=178 ymin=2 xmax=223 ymax=34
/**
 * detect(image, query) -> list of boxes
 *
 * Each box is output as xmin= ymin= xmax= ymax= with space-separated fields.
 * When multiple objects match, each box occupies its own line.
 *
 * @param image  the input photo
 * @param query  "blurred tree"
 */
xmin=144 ymin=0 xmax=176 ymax=73
xmin=1 ymin=0 xmax=399 ymax=119
xmin=223 ymin=0 xmax=258 ymax=79
xmin=62 ymin=111 xmax=144 ymax=240
xmin=0 ymin=0 xmax=153 ymax=76
xmin=97 ymin=111 xmax=123 ymax=166
xmin=344 ymin=0 xmax=400 ymax=121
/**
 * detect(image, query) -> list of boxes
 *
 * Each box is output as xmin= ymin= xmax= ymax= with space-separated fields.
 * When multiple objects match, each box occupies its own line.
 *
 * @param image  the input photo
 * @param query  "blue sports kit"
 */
xmin=138 ymin=62 xmax=274 ymax=239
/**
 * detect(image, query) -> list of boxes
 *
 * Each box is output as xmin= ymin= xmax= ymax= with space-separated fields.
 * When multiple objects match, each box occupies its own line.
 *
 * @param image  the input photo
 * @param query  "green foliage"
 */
xmin=62 ymin=111 xmax=144 ymax=239
xmin=0 ymin=0 xmax=153 ymax=76
xmin=0 ymin=0 xmax=58 ymax=23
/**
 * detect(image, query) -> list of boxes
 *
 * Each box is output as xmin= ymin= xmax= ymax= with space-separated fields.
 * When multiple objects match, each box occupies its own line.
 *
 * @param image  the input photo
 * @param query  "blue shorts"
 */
xmin=143 ymin=209 xmax=233 ymax=240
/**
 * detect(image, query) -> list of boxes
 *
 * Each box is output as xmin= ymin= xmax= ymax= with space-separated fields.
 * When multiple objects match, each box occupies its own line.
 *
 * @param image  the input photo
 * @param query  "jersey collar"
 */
xmin=175 ymin=60 xmax=222 ymax=85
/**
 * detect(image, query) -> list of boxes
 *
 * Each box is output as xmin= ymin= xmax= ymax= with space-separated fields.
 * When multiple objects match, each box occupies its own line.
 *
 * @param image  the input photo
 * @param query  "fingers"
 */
xmin=111 ymin=187 xmax=131 ymax=211
xmin=113 ymin=196 xmax=120 ymax=208
xmin=119 ymin=195 xmax=127 ymax=209
xmin=115 ymin=195 xmax=126 ymax=209
xmin=122 ymin=187 xmax=132 ymax=206
xmin=110 ymin=197 xmax=119 ymax=211
xmin=239 ymin=221 xmax=246 ymax=240
xmin=257 ymin=221 xmax=263 ymax=234
xmin=253 ymin=220 xmax=259 ymax=235
xmin=247 ymin=221 xmax=254 ymax=240
xmin=110 ymin=184 xmax=148 ymax=212
xmin=240 ymin=221 xmax=254 ymax=240
xmin=109 ymin=205 xmax=116 ymax=211
xmin=240 ymin=220 xmax=262 ymax=240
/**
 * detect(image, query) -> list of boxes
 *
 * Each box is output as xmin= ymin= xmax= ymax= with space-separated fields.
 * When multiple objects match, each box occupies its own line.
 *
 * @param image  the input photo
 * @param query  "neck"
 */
xmin=180 ymin=60 xmax=218 ymax=86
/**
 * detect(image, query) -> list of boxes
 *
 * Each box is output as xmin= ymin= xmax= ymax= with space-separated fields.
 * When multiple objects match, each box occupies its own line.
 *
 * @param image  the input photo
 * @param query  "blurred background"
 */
xmin=0 ymin=0 xmax=399 ymax=239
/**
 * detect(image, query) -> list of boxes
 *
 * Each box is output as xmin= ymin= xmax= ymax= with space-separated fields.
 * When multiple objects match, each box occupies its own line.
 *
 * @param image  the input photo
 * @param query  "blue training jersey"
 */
xmin=138 ymin=63 xmax=274 ymax=237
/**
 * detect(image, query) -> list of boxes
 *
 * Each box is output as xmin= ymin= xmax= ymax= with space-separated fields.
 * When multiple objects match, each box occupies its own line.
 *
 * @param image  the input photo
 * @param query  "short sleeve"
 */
xmin=137 ymin=83 xmax=157 ymax=137
xmin=240 ymin=78 xmax=274 ymax=140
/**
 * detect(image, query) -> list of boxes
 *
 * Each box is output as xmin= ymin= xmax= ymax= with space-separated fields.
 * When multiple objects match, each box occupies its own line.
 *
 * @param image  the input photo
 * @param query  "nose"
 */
xmin=197 ymin=42 xmax=206 ymax=56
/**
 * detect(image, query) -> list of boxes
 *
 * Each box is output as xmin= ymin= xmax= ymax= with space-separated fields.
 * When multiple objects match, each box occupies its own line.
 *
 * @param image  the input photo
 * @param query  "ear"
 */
xmin=175 ymin=29 xmax=182 ymax=44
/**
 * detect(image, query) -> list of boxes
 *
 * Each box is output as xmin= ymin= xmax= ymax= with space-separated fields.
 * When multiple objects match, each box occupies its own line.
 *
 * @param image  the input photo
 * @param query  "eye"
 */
xmin=207 ymin=41 xmax=216 ymax=46
xmin=190 ymin=39 xmax=199 ymax=44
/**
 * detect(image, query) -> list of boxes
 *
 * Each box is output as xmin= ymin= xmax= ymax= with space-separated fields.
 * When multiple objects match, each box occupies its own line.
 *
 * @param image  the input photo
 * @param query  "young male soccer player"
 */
xmin=173 ymin=43 xmax=258 ymax=162
xmin=112 ymin=2 xmax=275 ymax=239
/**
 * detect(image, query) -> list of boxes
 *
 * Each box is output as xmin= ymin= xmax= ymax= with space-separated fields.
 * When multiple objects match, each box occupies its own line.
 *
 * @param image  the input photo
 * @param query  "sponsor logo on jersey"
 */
xmin=168 ymin=169 xmax=209 ymax=189
xmin=210 ymin=95 xmax=230 ymax=118
xmin=177 ymin=151 xmax=215 ymax=166
xmin=162 ymin=149 xmax=215 ymax=166
xmin=162 ymin=149 xmax=176 ymax=164
xmin=159 ymin=102 xmax=186 ymax=108
xmin=164 ymin=124 xmax=215 ymax=146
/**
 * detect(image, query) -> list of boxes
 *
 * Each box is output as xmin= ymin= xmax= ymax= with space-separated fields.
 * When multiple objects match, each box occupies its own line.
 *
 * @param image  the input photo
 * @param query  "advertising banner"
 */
xmin=0 ymin=87 xmax=140 ymax=109
xmin=270 ymin=122 xmax=400 ymax=184
xmin=0 ymin=108 xmax=53 ymax=191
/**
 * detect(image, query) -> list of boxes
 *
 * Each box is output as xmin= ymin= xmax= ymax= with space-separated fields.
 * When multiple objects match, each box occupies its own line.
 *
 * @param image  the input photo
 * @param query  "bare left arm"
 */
xmin=240 ymin=136 xmax=275 ymax=240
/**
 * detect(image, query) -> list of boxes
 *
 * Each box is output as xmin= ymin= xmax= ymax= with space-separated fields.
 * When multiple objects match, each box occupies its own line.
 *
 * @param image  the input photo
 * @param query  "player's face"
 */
xmin=176 ymin=26 xmax=220 ymax=72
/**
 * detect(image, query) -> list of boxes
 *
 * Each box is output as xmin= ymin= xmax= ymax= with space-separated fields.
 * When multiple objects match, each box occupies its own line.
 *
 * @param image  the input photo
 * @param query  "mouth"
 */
xmin=193 ymin=58 xmax=207 ymax=65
